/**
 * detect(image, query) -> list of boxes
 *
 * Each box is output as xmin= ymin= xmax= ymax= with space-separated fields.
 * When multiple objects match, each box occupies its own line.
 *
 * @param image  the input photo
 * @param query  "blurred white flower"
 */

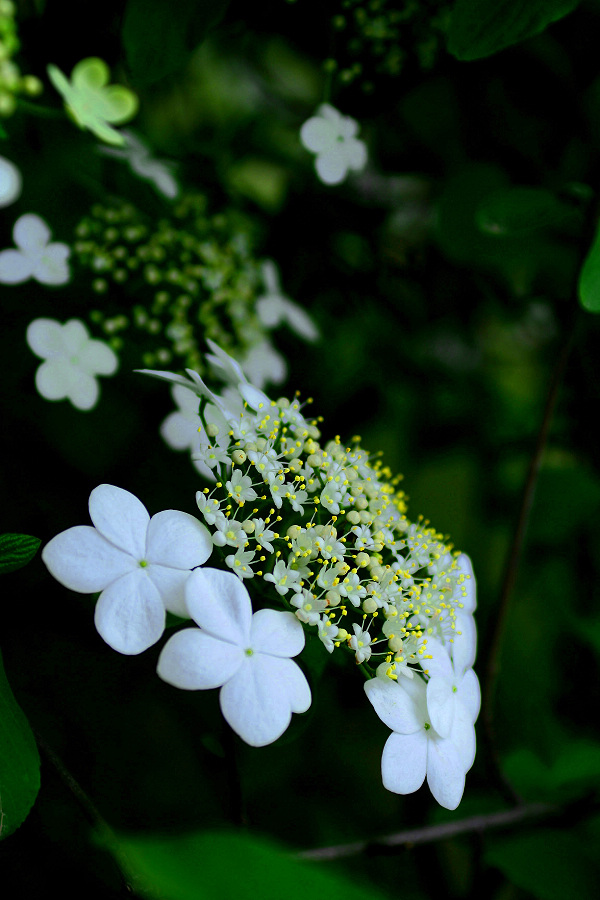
xmin=160 ymin=383 xmax=231 ymax=480
xmin=0 ymin=213 xmax=70 ymax=285
xmin=365 ymin=674 xmax=474 ymax=810
xmin=239 ymin=338 xmax=287 ymax=389
xmin=256 ymin=260 xmax=319 ymax=342
xmin=42 ymin=484 xmax=213 ymax=654
xmin=157 ymin=567 xmax=311 ymax=746
xmin=99 ymin=130 xmax=179 ymax=198
xmin=47 ymin=57 xmax=138 ymax=147
xmin=26 ymin=318 xmax=118 ymax=411
xmin=0 ymin=156 xmax=21 ymax=207
xmin=300 ymin=103 xmax=367 ymax=186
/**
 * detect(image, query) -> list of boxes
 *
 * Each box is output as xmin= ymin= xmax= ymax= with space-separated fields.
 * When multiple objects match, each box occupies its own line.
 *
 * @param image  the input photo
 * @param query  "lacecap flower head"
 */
xmin=141 ymin=341 xmax=479 ymax=803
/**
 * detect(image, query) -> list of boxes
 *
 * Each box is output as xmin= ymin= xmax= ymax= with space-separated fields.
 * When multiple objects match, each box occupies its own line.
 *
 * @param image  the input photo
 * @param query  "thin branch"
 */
xmin=296 ymin=802 xmax=556 ymax=861
xmin=481 ymin=312 xmax=579 ymax=805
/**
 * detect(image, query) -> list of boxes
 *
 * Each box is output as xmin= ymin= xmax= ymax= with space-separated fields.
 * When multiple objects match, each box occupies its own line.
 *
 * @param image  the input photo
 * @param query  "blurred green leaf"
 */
xmin=476 ymin=187 xmax=577 ymax=235
xmin=448 ymin=0 xmax=582 ymax=61
xmin=116 ymin=829 xmax=387 ymax=900
xmin=485 ymin=828 xmax=599 ymax=900
xmin=578 ymin=220 xmax=600 ymax=312
xmin=0 ymin=533 xmax=41 ymax=575
xmin=122 ymin=0 xmax=231 ymax=86
xmin=0 ymin=651 xmax=40 ymax=840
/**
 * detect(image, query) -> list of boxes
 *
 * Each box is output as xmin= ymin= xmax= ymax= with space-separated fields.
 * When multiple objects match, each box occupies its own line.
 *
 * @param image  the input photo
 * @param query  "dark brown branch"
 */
xmin=296 ymin=802 xmax=556 ymax=861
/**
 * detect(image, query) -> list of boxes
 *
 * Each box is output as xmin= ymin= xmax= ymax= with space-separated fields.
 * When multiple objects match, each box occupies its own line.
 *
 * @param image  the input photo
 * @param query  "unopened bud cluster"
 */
xmin=72 ymin=194 xmax=268 ymax=371
xmin=0 ymin=1 xmax=43 ymax=117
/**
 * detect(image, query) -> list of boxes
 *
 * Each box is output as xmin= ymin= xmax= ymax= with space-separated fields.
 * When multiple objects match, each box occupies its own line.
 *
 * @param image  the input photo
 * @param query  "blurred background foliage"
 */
xmin=2 ymin=0 xmax=600 ymax=897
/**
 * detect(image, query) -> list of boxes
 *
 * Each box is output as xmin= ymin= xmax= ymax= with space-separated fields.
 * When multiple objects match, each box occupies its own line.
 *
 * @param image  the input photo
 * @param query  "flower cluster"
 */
xmin=0 ymin=0 xmax=43 ymax=118
xmin=142 ymin=341 xmax=478 ymax=805
xmin=72 ymin=195 xmax=317 ymax=383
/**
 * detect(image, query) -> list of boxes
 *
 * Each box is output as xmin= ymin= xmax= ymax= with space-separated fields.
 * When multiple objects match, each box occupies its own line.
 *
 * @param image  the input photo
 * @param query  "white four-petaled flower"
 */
xmin=42 ymin=484 xmax=213 ymax=655
xmin=300 ymin=103 xmax=367 ymax=186
xmin=0 ymin=213 xmax=70 ymax=285
xmin=26 ymin=318 xmax=118 ymax=411
xmin=157 ymin=568 xmax=311 ymax=746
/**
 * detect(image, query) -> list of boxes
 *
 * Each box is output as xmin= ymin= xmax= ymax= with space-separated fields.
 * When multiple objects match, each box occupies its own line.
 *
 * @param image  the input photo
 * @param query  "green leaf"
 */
xmin=115 ymin=829 xmax=387 ymax=900
xmin=485 ymin=829 xmax=599 ymax=900
xmin=476 ymin=187 xmax=577 ymax=236
xmin=0 ymin=651 xmax=40 ymax=839
xmin=122 ymin=0 xmax=231 ymax=87
xmin=448 ymin=0 xmax=582 ymax=61
xmin=0 ymin=533 xmax=41 ymax=575
xmin=578 ymin=219 xmax=600 ymax=312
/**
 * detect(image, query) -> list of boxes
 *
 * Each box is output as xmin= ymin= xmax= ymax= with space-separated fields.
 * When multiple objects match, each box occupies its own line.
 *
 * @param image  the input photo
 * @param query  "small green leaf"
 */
xmin=0 ymin=534 xmax=41 ymax=575
xmin=122 ymin=0 xmax=231 ymax=87
xmin=578 ymin=220 xmax=600 ymax=312
xmin=114 ymin=830 xmax=387 ymax=900
xmin=476 ymin=187 xmax=577 ymax=236
xmin=0 ymin=652 xmax=41 ymax=839
xmin=448 ymin=0 xmax=582 ymax=61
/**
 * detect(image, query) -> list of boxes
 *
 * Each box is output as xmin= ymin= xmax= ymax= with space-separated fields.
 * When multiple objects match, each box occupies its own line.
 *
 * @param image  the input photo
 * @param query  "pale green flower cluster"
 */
xmin=0 ymin=0 xmax=42 ymax=117
xmin=154 ymin=345 xmax=472 ymax=680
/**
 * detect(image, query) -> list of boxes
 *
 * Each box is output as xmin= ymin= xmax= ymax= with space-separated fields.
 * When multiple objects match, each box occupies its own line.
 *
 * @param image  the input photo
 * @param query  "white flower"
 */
xmin=252 ymin=518 xmax=276 ymax=553
xmin=424 ymin=637 xmax=480 ymax=740
xmin=0 ymin=156 xmax=21 ymax=208
xmin=300 ymin=103 xmax=367 ymax=186
xmin=256 ymin=261 xmax=319 ymax=342
xmin=349 ymin=623 xmax=373 ymax=664
xmin=239 ymin=338 xmax=287 ymax=389
xmin=226 ymin=469 xmax=258 ymax=505
xmin=42 ymin=484 xmax=213 ymax=655
xmin=99 ymin=130 xmax=179 ymax=198
xmin=157 ymin=568 xmax=311 ymax=746
xmin=225 ymin=546 xmax=256 ymax=579
xmin=365 ymin=674 xmax=474 ymax=810
xmin=264 ymin=560 xmax=302 ymax=596
xmin=0 ymin=214 xmax=70 ymax=285
xmin=26 ymin=318 xmax=118 ymax=411
xmin=317 ymin=614 xmax=339 ymax=653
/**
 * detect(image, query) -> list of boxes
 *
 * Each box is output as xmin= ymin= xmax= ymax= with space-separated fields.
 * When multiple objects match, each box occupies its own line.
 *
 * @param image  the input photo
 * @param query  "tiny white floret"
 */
xmin=300 ymin=103 xmax=367 ymax=186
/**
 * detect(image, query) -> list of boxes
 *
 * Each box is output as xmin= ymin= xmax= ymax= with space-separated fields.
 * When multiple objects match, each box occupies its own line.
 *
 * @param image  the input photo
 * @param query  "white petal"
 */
xmin=256 ymin=295 xmax=285 ymax=328
xmin=34 ymin=244 xmax=71 ymax=285
xmin=88 ymin=484 xmax=149 ymax=558
xmin=280 ymin=299 xmax=319 ymax=342
xmin=27 ymin=318 xmax=67 ymax=358
xmin=315 ymin=152 xmax=347 ymax=186
xmin=422 ymin=636 xmax=453 ymax=678
xmin=426 ymin=736 xmax=466 ymax=810
xmin=157 ymin=628 xmax=243 ymax=688
xmin=426 ymin=676 xmax=455 ymax=738
xmin=457 ymin=667 xmax=481 ymax=723
xmin=456 ymin=553 xmax=477 ymax=611
xmin=146 ymin=510 xmax=213 ymax=569
xmin=0 ymin=156 xmax=22 ymax=207
xmin=220 ymin=654 xmax=297 ymax=746
xmin=42 ymin=524 xmax=134 ymax=592
xmin=0 ymin=249 xmax=33 ymax=283
xmin=345 ymin=139 xmax=367 ymax=172
xmin=68 ymin=371 xmax=100 ymax=410
xmin=364 ymin=677 xmax=422 ymax=734
xmin=381 ymin=731 xmax=427 ymax=794
xmin=451 ymin=610 xmax=477 ymax=673
xmin=61 ymin=319 xmax=91 ymax=352
xmin=300 ymin=117 xmax=336 ymax=153
xmin=273 ymin=657 xmax=311 ymax=713
xmin=160 ymin=411 xmax=199 ymax=451
xmin=173 ymin=383 xmax=201 ymax=414
xmin=35 ymin=359 xmax=74 ymax=401
xmin=449 ymin=701 xmax=477 ymax=772
xmin=250 ymin=608 xmax=305 ymax=658
xmin=14 ymin=213 xmax=50 ymax=253
xmin=184 ymin=567 xmax=252 ymax=645
xmin=239 ymin=382 xmax=270 ymax=411
xmin=94 ymin=569 xmax=165 ymax=654
xmin=147 ymin=565 xmax=192 ymax=617
xmin=77 ymin=338 xmax=118 ymax=375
